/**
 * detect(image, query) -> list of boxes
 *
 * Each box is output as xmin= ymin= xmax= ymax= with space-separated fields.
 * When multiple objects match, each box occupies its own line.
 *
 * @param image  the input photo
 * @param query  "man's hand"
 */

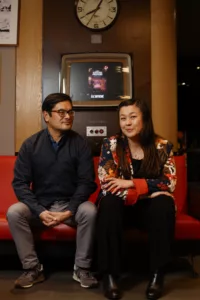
xmin=102 ymin=177 xmax=134 ymax=194
xmin=48 ymin=211 xmax=73 ymax=225
xmin=39 ymin=210 xmax=58 ymax=227
xmin=39 ymin=210 xmax=72 ymax=227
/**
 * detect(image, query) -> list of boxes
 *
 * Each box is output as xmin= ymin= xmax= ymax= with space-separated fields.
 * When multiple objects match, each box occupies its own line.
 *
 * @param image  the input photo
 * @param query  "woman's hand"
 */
xmin=102 ymin=177 xmax=134 ymax=194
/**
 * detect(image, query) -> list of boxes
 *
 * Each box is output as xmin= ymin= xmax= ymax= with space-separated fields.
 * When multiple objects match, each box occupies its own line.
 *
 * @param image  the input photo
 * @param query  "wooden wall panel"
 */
xmin=42 ymin=0 xmax=151 ymax=155
xmin=43 ymin=0 xmax=151 ymax=104
xmin=16 ymin=0 xmax=42 ymax=151
xmin=151 ymin=0 xmax=177 ymax=146
xmin=0 ymin=52 xmax=1 ymax=105
xmin=0 ymin=48 xmax=16 ymax=155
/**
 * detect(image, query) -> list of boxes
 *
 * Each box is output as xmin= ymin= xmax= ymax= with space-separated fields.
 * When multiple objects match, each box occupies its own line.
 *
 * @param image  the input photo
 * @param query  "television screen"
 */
xmin=70 ymin=62 xmax=124 ymax=101
xmin=60 ymin=53 xmax=132 ymax=107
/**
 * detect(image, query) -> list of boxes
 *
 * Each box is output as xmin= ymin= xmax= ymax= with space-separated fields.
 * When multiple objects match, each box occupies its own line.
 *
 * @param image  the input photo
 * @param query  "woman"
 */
xmin=97 ymin=99 xmax=177 ymax=300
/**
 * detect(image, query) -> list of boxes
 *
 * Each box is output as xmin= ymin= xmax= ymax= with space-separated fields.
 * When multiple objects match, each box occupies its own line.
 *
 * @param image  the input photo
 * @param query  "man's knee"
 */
xmin=76 ymin=201 xmax=97 ymax=222
xmin=7 ymin=202 xmax=31 ymax=223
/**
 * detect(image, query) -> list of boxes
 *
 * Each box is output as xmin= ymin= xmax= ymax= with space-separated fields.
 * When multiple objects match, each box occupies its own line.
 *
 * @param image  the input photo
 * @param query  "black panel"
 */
xmin=73 ymin=110 xmax=119 ymax=156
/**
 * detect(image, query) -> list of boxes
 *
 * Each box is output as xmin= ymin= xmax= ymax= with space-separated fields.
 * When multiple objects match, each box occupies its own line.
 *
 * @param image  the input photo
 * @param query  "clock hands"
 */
xmin=86 ymin=0 xmax=103 ymax=26
xmin=76 ymin=0 xmax=118 ymax=30
xmin=83 ymin=7 xmax=100 ymax=17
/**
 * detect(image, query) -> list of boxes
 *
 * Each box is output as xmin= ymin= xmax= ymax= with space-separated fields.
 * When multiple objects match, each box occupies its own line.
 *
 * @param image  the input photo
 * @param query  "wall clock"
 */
xmin=75 ymin=0 xmax=119 ymax=31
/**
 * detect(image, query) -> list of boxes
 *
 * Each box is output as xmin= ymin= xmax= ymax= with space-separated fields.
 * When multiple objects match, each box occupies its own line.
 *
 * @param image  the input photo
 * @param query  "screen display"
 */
xmin=69 ymin=62 xmax=124 ymax=101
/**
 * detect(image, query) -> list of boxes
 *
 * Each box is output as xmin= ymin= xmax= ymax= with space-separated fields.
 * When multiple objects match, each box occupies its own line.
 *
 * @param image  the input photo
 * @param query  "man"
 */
xmin=7 ymin=93 xmax=98 ymax=289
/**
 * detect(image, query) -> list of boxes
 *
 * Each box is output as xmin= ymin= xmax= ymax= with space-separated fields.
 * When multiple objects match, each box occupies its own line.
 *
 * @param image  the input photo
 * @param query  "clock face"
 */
xmin=76 ymin=0 xmax=119 ymax=31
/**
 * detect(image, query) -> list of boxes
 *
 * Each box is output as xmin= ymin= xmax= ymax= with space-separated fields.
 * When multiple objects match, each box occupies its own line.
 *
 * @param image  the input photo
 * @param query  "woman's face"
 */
xmin=119 ymin=104 xmax=143 ymax=139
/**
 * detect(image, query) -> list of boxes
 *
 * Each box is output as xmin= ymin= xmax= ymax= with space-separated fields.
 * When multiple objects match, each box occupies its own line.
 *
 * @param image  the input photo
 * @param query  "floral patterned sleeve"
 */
xmin=145 ymin=143 xmax=177 ymax=194
xmin=98 ymin=137 xmax=177 ymax=204
xmin=98 ymin=137 xmax=128 ymax=199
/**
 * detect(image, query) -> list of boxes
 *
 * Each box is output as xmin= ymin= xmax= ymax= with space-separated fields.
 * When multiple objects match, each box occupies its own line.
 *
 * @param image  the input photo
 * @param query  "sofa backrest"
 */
xmin=0 ymin=156 xmax=17 ymax=216
xmin=0 ymin=154 xmax=187 ymax=216
xmin=173 ymin=155 xmax=187 ymax=213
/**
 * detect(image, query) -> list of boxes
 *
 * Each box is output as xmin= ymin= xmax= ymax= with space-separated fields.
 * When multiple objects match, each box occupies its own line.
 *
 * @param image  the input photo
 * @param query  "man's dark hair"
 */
xmin=42 ymin=93 xmax=72 ymax=114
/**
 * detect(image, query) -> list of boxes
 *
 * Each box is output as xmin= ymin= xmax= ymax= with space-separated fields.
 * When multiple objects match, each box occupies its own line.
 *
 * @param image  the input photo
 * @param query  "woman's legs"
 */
xmin=97 ymin=193 xmax=175 ymax=299
xmin=133 ymin=194 xmax=176 ymax=272
xmin=131 ymin=194 xmax=176 ymax=300
xmin=97 ymin=194 xmax=124 ymax=277
xmin=97 ymin=193 xmax=176 ymax=274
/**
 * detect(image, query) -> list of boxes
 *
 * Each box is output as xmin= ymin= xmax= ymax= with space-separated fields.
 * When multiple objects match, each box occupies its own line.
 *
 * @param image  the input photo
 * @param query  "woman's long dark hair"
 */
xmin=116 ymin=99 xmax=161 ymax=178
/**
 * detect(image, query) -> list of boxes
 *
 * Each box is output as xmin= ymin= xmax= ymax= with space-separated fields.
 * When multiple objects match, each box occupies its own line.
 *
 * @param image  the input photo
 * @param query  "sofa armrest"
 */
xmin=188 ymin=182 xmax=200 ymax=219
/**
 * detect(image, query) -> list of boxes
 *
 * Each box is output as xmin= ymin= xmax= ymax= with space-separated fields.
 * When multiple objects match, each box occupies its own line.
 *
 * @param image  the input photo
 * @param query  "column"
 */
xmin=16 ymin=0 xmax=43 ymax=151
xmin=151 ymin=0 xmax=177 ymax=148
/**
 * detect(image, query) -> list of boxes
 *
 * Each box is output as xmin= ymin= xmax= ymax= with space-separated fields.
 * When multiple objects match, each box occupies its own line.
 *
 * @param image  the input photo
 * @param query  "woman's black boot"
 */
xmin=145 ymin=270 xmax=164 ymax=300
xmin=103 ymin=274 xmax=122 ymax=299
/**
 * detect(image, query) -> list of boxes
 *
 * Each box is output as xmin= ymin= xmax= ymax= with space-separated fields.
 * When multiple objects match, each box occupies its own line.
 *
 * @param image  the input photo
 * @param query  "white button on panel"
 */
xmin=86 ymin=126 xmax=107 ymax=137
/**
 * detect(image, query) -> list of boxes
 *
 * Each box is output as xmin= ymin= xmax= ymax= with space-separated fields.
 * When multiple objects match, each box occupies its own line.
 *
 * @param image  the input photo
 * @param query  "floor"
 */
xmin=1 ymin=256 xmax=200 ymax=300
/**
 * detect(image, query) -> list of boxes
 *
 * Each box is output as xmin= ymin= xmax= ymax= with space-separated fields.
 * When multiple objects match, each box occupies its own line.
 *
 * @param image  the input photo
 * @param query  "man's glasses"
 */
xmin=51 ymin=109 xmax=75 ymax=118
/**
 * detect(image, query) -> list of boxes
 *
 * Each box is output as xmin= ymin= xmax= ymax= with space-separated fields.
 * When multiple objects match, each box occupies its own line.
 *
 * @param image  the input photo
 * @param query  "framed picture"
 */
xmin=0 ymin=0 xmax=19 ymax=45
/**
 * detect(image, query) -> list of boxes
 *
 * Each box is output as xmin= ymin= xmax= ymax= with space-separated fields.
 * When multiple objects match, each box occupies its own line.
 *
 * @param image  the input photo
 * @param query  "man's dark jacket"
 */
xmin=12 ymin=129 xmax=97 ymax=216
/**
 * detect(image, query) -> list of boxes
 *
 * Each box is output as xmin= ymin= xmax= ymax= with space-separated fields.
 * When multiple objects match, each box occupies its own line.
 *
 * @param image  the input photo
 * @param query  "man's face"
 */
xmin=43 ymin=101 xmax=74 ymax=133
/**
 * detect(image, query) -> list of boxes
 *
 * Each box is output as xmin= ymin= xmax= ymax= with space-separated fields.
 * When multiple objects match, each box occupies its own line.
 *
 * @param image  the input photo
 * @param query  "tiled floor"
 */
xmin=1 ymin=256 xmax=200 ymax=300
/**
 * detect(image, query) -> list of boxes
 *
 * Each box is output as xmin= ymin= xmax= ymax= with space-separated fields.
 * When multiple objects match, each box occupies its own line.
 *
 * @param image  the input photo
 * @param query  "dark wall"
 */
xmin=176 ymin=0 xmax=200 ymax=148
xmin=43 ymin=0 xmax=151 ymax=155
xmin=176 ymin=0 xmax=200 ymax=59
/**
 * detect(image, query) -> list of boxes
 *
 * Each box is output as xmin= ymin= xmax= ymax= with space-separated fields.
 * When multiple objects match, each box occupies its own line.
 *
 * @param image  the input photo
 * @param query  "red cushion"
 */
xmin=36 ymin=224 xmax=77 ymax=241
xmin=175 ymin=213 xmax=200 ymax=240
xmin=0 ymin=218 xmax=13 ymax=239
xmin=173 ymin=155 xmax=187 ymax=213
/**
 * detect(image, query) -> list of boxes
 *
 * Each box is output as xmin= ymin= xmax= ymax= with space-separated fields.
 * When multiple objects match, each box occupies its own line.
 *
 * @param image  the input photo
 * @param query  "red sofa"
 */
xmin=1 ymin=155 xmax=200 ymax=243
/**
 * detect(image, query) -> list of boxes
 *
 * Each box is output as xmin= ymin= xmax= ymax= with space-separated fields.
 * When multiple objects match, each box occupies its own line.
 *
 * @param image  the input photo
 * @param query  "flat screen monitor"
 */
xmin=60 ymin=53 xmax=133 ymax=107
